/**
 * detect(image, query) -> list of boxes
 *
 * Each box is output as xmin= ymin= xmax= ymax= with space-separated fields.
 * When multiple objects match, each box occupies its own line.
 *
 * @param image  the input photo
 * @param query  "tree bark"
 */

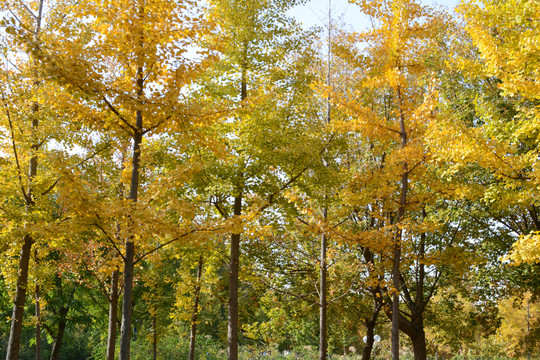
xmin=107 ymin=269 xmax=119 ymax=360
xmin=362 ymin=301 xmax=381 ymax=360
xmin=228 ymin=195 xmax=242 ymax=360
xmin=319 ymin=229 xmax=328 ymax=360
xmin=49 ymin=306 xmax=69 ymax=360
xmin=5 ymin=3 xmax=43 ymax=357
xmin=392 ymin=85 xmax=408 ymax=360
xmin=227 ymin=44 xmax=248 ymax=360
xmin=35 ymin=282 xmax=41 ymax=360
xmin=6 ymin=235 xmax=33 ymax=360
xmin=119 ymin=241 xmax=135 ymax=360
xmin=189 ymin=257 xmax=204 ymax=360
xmin=152 ymin=306 xmax=157 ymax=360
xmin=119 ymin=62 xmax=144 ymax=360
xmin=411 ymin=330 xmax=427 ymax=360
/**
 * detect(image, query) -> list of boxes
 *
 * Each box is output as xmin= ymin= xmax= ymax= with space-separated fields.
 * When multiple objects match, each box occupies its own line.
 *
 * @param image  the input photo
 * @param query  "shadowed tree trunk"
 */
xmin=35 ymin=250 xmax=42 ymax=360
xmin=227 ymin=194 xmax=242 ymax=360
xmin=319 ymin=224 xmax=328 ymax=360
xmin=189 ymin=256 xmax=204 ymax=360
xmin=362 ymin=300 xmax=382 ymax=360
xmin=107 ymin=269 xmax=120 ymax=360
xmin=35 ymin=281 xmax=41 ymax=360
xmin=6 ymin=235 xmax=33 ymax=360
xmin=227 ymin=50 xmax=247 ymax=360
xmin=5 ymin=2 xmax=44 ymax=358
xmin=49 ymin=306 xmax=69 ymax=360
xmin=152 ymin=305 xmax=157 ymax=360
xmin=392 ymin=85 xmax=409 ymax=360
xmin=119 ymin=63 xmax=144 ymax=360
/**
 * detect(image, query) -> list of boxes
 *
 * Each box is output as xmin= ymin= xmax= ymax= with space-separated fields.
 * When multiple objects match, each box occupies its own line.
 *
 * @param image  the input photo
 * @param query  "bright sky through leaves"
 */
xmin=289 ymin=0 xmax=462 ymax=31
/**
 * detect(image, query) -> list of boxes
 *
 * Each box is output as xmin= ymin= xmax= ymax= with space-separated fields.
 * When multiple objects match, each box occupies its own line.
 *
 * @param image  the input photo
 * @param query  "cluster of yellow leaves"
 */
xmin=459 ymin=0 xmax=540 ymax=263
xmin=505 ymin=232 xmax=540 ymax=265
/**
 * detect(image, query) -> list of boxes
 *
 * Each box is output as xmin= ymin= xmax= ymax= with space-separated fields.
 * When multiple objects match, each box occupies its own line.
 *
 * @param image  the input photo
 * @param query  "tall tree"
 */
xmin=19 ymin=0 xmax=214 ymax=358
xmin=0 ymin=1 xmax=71 ymax=357
xmin=198 ymin=1 xmax=318 ymax=358
xmin=336 ymin=0 xmax=448 ymax=358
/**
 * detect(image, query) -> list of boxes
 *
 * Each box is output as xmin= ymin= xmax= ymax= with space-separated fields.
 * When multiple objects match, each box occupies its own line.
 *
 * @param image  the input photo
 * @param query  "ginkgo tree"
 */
xmin=192 ymin=1 xmax=323 ymax=358
xmin=334 ymin=0 xmax=455 ymax=359
xmin=0 ymin=1 xmax=82 ymax=358
xmin=13 ymin=0 xmax=216 ymax=359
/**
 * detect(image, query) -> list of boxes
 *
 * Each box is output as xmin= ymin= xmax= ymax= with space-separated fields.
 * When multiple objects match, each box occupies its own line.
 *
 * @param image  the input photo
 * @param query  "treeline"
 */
xmin=0 ymin=0 xmax=538 ymax=360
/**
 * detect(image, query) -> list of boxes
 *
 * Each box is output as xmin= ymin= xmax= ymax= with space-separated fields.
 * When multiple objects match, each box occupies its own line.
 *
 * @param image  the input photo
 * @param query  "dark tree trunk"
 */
xmin=319 ymin=230 xmax=328 ymax=360
xmin=6 ymin=235 xmax=33 ymax=360
xmin=5 ymin=3 xmax=43 ymax=357
xmin=392 ymin=85 xmax=409 ymax=360
xmin=152 ymin=307 xmax=157 ymax=360
xmin=384 ymin=303 xmax=427 ymax=360
xmin=189 ymin=257 xmax=204 ymax=360
xmin=391 ymin=239 xmax=401 ymax=360
xmin=362 ymin=301 xmax=381 ymax=360
xmin=228 ymin=195 xmax=242 ymax=360
xmin=35 ymin=282 xmax=41 ymax=360
xmin=119 ymin=240 xmax=135 ymax=360
xmin=49 ymin=306 xmax=69 ymax=360
xmin=362 ymin=321 xmax=375 ymax=360
xmin=227 ymin=47 xmax=248 ymax=360
xmin=411 ymin=330 xmax=427 ymax=360
xmin=107 ymin=269 xmax=119 ymax=360
xmin=119 ymin=62 xmax=144 ymax=360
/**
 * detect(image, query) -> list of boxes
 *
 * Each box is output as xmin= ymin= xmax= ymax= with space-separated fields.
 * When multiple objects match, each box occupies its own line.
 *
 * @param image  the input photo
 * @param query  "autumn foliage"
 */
xmin=0 ymin=0 xmax=539 ymax=360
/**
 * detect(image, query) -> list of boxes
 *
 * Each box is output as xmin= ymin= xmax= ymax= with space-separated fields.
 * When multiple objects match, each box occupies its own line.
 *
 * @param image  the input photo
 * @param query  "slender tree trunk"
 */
xmin=391 ymin=239 xmax=401 ymax=360
xmin=228 ymin=195 xmax=242 ymax=360
xmin=320 ymin=3 xmax=332 ymax=355
xmin=119 ymin=61 xmax=144 ymax=360
xmin=107 ymin=269 xmax=119 ymax=360
xmin=228 ymin=47 xmax=247 ymax=360
xmin=49 ymin=307 xmax=69 ymax=360
xmin=319 ymin=229 xmax=328 ymax=360
xmin=5 ymin=3 xmax=44 ymax=358
xmin=362 ymin=301 xmax=381 ymax=360
xmin=35 ymin=283 xmax=41 ymax=360
xmin=152 ymin=306 xmax=157 ymax=360
xmin=6 ymin=235 xmax=33 ymax=360
xmin=392 ymin=86 xmax=408 ymax=360
xmin=189 ymin=257 xmax=204 ymax=360
xmin=119 ymin=241 xmax=135 ymax=360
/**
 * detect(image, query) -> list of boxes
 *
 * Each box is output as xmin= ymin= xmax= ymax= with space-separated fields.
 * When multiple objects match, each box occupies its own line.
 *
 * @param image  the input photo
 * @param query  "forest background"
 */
xmin=0 ymin=0 xmax=539 ymax=359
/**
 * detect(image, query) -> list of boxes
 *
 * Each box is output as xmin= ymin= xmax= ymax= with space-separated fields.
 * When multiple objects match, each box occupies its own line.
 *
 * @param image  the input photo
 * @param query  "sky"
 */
xmin=288 ymin=0 xmax=464 ymax=32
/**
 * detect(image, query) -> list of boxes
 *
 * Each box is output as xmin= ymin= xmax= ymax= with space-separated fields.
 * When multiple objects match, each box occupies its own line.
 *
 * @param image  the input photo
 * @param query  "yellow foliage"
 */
xmin=505 ymin=232 xmax=540 ymax=264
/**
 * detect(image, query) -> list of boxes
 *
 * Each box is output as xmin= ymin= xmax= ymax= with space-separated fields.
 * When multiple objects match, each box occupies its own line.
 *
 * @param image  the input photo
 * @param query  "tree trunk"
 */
xmin=411 ymin=331 xmax=427 ymax=360
xmin=107 ymin=269 xmax=119 ymax=360
xmin=6 ymin=235 xmax=33 ymax=360
xmin=189 ymin=257 xmax=204 ymax=360
xmin=5 ymin=2 xmax=43 ymax=357
xmin=227 ymin=46 xmax=247 ymax=360
xmin=391 ymin=239 xmax=401 ymax=360
xmin=119 ymin=241 xmax=135 ymax=360
xmin=119 ymin=61 xmax=144 ymax=360
xmin=362 ymin=301 xmax=381 ymax=360
xmin=392 ymin=85 xmax=409 ymax=360
xmin=228 ymin=195 xmax=242 ymax=360
xmin=49 ymin=306 xmax=69 ymax=360
xmin=362 ymin=321 xmax=375 ymax=360
xmin=319 ymin=230 xmax=328 ymax=360
xmin=152 ymin=307 xmax=157 ymax=360
xmin=35 ymin=281 xmax=41 ymax=360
